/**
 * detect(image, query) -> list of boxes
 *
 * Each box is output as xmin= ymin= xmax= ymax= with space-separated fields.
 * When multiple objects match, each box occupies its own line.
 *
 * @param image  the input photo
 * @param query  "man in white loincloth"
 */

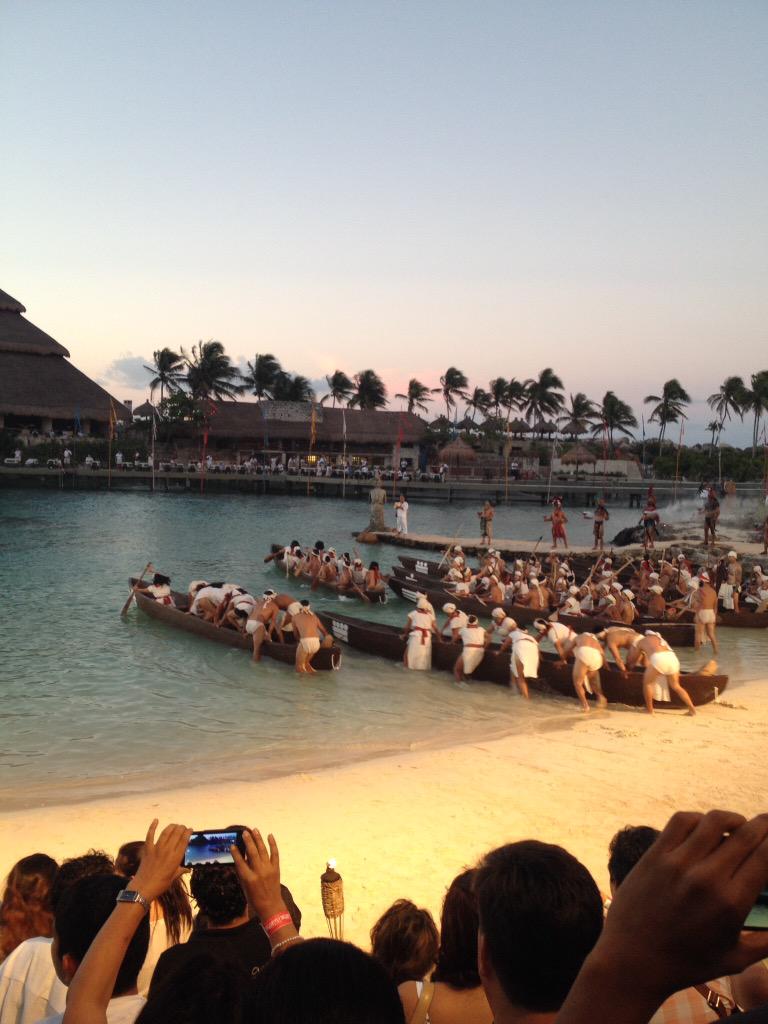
xmin=498 ymin=620 xmax=539 ymax=699
xmin=595 ymin=625 xmax=642 ymax=673
xmin=565 ymin=633 xmax=608 ymax=712
xmin=244 ymin=591 xmax=281 ymax=662
xmin=284 ymin=600 xmax=328 ymax=674
xmin=719 ymin=551 xmax=743 ymax=613
xmin=692 ymin=571 xmax=719 ymax=654
xmin=627 ymin=630 xmax=697 ymax=716
xmin=454 ymin=614 xmax=488 ymax=681
xmin=532 ymin=617 xmax=577 ymax=663
xmin=402 ymin=596 xmax=440 ymax=670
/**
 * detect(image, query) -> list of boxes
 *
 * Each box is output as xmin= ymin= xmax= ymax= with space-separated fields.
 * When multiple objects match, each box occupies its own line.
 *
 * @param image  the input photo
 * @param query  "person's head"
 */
xmin=251 ymin=938 xmax=403 ymax=1024
xmin=53 ymin=874 xmax=149 ymax=994
xmin=141 ymin=956 xmax=255 ymax=1024
xmin=370 ymin=561 xmax=380 ymax=572
xmin=152 ymin=573 xmax=171 ymax=586
xmin=607 ymin=825 xmax=661 ymax=895
xmin=370 ymin=899 xmax=439 ymax=986
xmin=432 ymin=868 xmax=481 ymax=990
xmin=50 ymin=850 xmax=115 ymax=911
xmin=117 ymin=840 xmax=192 ymax=945
xmin=190 ymin=864 xmax=247 ymax=926
xmin=0 ymin=853 xmax=59 ymax=958
xmin=475 ymin=840 xmax=603 ymax=1016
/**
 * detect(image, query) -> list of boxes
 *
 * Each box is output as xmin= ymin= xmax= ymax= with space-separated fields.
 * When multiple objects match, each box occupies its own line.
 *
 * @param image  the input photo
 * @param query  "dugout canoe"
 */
xmin=387 ymin=576 xmax=695 ymax=647
xmin=316 ymin=610 xmax=726 ymax=708
xmin=268 ymin=545 xmax=386 ymax=604
xmin=677 ymin=607 xmax=768 ymax=630
xmin=397 ymin=553 xmax=634 ymax=582
xmin=130 ymin=582 xmax=342 ymax=670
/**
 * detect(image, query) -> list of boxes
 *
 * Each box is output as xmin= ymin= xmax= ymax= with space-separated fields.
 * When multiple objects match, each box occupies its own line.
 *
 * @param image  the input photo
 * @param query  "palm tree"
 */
xmin=349 ymin=369 xmax=388 ymax=410
xmin=523 ymin=368 xmax=565 ymax=433
xmin=144 ymin=348 xmax=185 ymax=404
xmin=488 ymin=377 xmax=509 ymax=419
xmin=183 ymin=341 xmax=244 ymax=401
xmin=592 ymin=391 xmax=637 ymax=453
xmin=741 ymin=370 xmax=768 ymax=455
xmin=245 ymin=353 xmax=282 ymax=401
xmin=439 ymin=367 xmax=469 ymax=420
xmin=395 ymin=379 xmax=434 ymax=415
xmin=271 ymin=371 xmax=315 ymax=402
xmin=706 ymin=419 xmax=720 ymax=452
xmin=558 ymin=392 xmax=597 ymax=439
xmin=465 ymin=386 xmax=490 ymax=422
xmin=707 ymin=376 xmax=747 ymax=442
xmin=643 ymin=379 xmax=691 ymax=448
xmin=321 ymin=370 xmax=354 ymax=407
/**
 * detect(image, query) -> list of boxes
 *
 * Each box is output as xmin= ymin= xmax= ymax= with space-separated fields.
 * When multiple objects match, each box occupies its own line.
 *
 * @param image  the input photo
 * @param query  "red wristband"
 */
xmin=263 ymin=911 xmax=292 ymax=936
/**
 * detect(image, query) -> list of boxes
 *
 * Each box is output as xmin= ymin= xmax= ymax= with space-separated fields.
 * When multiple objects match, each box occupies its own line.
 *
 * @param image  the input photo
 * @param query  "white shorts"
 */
xmin=406 ymin=633 xmax=432 ymax=671
xmin=512 ymin=639 xmax=540 ymax=679
xmin=696 ymin=609 xmax=716 ymax=625
xmin=574 ymin=646 xmax=603 ymax=672
xmin=650 ymin=650 xmax=679 ymax=676
xmin=246 ymin=619 xmax=265 ymax=636
xmin=462 ymin=646 xmax=485 ymax=675
xmin=299 ymin=637 xmax=321 ymax=655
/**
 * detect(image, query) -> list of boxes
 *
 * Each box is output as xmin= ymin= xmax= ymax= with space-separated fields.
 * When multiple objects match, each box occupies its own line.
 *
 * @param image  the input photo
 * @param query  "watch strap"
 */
xmin=116 ymin=888 xmax=150 ymax=913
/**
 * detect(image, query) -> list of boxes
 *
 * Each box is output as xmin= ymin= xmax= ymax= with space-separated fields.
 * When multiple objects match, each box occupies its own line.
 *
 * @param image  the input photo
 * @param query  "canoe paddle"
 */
xmin=120 ymin=562 xmax=154 ymax=616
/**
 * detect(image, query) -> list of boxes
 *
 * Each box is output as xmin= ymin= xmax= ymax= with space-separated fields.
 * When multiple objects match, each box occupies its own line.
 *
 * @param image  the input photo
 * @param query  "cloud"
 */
xmin=102 ymin=353 xmax=153 ymax=389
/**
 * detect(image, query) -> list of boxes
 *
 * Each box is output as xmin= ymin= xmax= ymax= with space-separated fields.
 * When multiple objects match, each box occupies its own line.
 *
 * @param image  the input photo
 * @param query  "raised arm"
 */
xmin=232 ymin=830 xmax=301 ymax=956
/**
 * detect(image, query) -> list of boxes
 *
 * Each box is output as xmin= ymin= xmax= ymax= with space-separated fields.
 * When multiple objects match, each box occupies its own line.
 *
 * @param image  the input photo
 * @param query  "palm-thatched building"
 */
xmin=0 ymin=288 xmax=129 ymax=436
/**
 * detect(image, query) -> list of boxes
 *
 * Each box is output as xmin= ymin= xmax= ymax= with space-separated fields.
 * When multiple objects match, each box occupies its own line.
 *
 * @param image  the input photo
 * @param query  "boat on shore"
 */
xmin=130 ymin=581 xmax=342 ymax=670
xmin=316 ymin=610 xmax=726 ymax=708
xmin=387 ymin=576 xmax=696 ymax=647
xmin=268 ymin=545 xmax=386 ymax=603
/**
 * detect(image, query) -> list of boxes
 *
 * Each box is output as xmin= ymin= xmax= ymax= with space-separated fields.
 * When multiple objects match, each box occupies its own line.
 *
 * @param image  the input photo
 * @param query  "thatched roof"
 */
xmin=508 ymin=418 xmax=531 ymax=433
xmin=0 ymin=288 xmax=129 ymax=422
xmin=438 ymin=437 xmax=477 ymax=465
xmin=132 ymin=401 xmax=156 ymax=418
xmin=429 ymin=415 xmax=451 ymax=429
xmin=561 ymin=444 xmax=596 ymax=465
xmin=456 ymin=416 xmax=477 ymax=431
xmin=207 ymin=401 xmax=426 ymax=444
xmin=533 ymin=420 xmax=557 ymax=433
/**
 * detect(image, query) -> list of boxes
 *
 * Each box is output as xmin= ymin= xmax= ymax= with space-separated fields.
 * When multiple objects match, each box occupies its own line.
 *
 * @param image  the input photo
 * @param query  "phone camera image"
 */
xmin=744 ymin=886 xmax=768 ymax=931
xmin=183 ymin=830 xmax=241 ymax=868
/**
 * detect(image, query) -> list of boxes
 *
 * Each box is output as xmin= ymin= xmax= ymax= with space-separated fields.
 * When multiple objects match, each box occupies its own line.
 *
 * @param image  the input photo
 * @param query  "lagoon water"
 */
xmin=0 ymin=489 xmax=764 ymax=811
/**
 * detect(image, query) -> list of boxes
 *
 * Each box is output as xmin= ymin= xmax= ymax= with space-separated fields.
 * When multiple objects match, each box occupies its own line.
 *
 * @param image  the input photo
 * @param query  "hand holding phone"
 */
xmin=182 ymin=829 xmax=246 ymax=868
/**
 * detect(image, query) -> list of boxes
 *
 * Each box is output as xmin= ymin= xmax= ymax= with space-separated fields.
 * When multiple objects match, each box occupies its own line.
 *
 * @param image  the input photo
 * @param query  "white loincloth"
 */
xmin=718 ymin=583 xmax=734 ymax=609
xmin=696 ymin=609 xmax=716 ymax=624
xmin=574 ymin=646 xmax=603 ymax=672
xmin=650 ymin=650 xmax=679 ymax=677
xmin=511 ymin=636 xmax=540 ymax=679
xmin=462 ymin=646 xmax=485 ymax=675
xmin=299 ymin=637 xmax=321 ymax=655
xmin=246 ymin=619 xmax=265 ymax=636
xmin=406 ymin=630 xmax=432 ymax=670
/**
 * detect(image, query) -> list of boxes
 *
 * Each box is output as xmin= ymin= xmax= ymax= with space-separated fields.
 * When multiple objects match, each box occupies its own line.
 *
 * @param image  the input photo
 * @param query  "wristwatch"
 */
xmin=116 ymin=889 xmax=150 ymax=913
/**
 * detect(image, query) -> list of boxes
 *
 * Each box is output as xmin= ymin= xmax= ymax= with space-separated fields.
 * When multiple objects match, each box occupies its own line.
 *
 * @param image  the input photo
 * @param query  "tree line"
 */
xmin=144 ymin=345 xmax=768 ymax=455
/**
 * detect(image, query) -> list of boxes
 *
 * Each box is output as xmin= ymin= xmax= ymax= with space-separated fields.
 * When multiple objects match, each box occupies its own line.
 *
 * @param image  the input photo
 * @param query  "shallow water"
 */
xmin=0 ymin=489 xmax=764 ymax=811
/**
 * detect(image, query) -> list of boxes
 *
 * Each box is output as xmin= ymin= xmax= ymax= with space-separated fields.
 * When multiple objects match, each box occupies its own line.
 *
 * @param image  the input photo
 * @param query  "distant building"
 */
xmin=0 ymin=288 xmax=129 ymax=436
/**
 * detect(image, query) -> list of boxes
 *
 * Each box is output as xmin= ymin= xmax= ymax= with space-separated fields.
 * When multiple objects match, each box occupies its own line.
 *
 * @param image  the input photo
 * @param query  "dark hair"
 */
xmin=50 ymin=850 xmax=115 ymax=911
xmin=370 ymin=899 xmax=439 ymax=986
xmin=369 ymin=561 xmax=380 ymax=571
xmin=475 ymin=840 xmax=603 ymax=1013
xmin=608 ymin=826 xmax=660 ymax=888
xmin=0 ymin=853 xmax=59 ymax=958
xmin=431 ymin=869 xmax=480 ymax=989
xmin=138 ymin=955 xmax=254 ymax=1024
xmin=116 ymin=841 xmax=192 ymax=945
xmin=190 ymin=864 xmax=246 ymax=926
xmin=153 ymin=573 xmax=170 ymax=586
xmin=56 ymin=875 xmax=149 ymax=995
xmin=251 ymin=938 xmax=403 ymax=1024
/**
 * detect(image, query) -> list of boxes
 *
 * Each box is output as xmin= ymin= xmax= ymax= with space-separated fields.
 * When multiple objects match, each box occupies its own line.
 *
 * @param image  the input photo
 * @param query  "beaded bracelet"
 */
xmin=271 ymin=935 xmax=303 ymax=956
xmin=262 ymin=911 xmax=293 ymax=936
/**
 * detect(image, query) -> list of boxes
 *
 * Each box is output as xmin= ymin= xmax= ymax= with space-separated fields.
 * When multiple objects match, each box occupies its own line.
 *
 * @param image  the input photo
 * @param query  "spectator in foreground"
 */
xmin=114 ymin=841 xmax=192 ymax=996
xmin=0 ymin=850 xmax=114 ymax=1024
xmin=0 ymin=854 xmax=58 ymax=960
xmin=608 ymin=823 xmax=742 ymax=1021
xmin=46 ymin=874 xmax=149 ymax=1024
xmin=398 ymin=869 xmax=492 ymax=1024
xmin=475 ymin=840 xmax=604 ymax=1024
xmin=370 ymin=898 xmax=439 ymax=987
xmin=555 ymin=810 xmax=768 ymax=1024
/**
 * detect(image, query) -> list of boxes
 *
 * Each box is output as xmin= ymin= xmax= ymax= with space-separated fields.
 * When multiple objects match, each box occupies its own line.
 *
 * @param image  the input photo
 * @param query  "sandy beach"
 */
xmin=3 ymin=674 xmax=767 ymax=949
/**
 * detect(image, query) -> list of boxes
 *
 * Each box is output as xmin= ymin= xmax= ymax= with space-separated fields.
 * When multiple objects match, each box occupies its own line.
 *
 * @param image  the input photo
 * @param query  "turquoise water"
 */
xmin=0 ymin=490 xmax=764 ymax=811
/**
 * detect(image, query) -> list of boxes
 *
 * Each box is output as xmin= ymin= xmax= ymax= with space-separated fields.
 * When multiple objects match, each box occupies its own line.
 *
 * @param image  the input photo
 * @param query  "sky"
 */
xmin=2 ymin=1 xmax=767 ymax=444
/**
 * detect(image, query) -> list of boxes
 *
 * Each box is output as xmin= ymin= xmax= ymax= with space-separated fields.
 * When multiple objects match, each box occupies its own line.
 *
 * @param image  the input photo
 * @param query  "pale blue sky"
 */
xmin=2 ymin=1 xmax=767 ymax=442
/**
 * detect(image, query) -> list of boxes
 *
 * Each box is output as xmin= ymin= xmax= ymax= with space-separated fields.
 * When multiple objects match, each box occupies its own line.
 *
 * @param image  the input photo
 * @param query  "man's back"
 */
xmin=150 ymin=916 xmax=271 ymax=992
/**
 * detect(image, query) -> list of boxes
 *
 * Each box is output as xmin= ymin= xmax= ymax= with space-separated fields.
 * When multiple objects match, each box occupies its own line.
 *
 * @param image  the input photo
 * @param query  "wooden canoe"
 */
xmin=269 ymin=545 xmax=386 ymax=604
xmin=387 ymin=576 xmax=696 ymax=647
xmin=676 ymin=607 xmax=768 ymax=630
xmin=130 ymin=583 xmax=342 ymax=670
xmin=316 ymin=611 xmax=726 ymax=708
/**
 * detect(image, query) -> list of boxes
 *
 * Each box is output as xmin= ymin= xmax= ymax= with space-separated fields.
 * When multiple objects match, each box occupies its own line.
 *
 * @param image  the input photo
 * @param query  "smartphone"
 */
xmin=182 ymin=829 xmax=245 ymax=868
xmin=744 ymin=886 xmax=768 ymax=930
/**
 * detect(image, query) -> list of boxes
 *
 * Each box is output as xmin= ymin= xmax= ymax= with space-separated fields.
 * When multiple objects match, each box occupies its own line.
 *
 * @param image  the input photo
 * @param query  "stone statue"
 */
xmin=368 ymin=481 xmax=388 ymax=532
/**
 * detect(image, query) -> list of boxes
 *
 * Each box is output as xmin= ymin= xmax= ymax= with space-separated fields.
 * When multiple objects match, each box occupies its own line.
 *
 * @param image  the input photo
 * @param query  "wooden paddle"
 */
xmin=120 ymin=562 xmax=154 ymax=616
xmin=437 ymin=524 xmax=465 ymax=572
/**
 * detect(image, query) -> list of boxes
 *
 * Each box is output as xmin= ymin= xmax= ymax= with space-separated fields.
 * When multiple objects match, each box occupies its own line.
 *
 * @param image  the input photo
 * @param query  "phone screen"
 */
xmin=744 ymin=887 xmax=768 ymax=930
xmin=183 ymin=830 xmax=241 ymax=868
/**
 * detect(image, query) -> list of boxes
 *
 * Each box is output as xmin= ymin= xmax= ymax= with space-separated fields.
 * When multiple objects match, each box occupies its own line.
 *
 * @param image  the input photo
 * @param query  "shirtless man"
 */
xmin=245 ymin=592 xmax=281 ymax=662
xmin=498 ymin=621 xmax=539 ymax=698
xmin=562 ymin=632 xmax=608 ymax=712
xmin=646 ymin=584 xmax=667 ymax=620
xmin=593 ymin=498 xmax=610 ymax=551
xmin=596 ymin=626 xmax=642 ymax=673
xmin=627 ymin=630 xmax=697 ymax=715
xmin=188 ymin=582 xmax=228 ymax=622
xmin=479 ymin=501 xmax=495 ymax=545
xmin=720 ymin=551 xmax=743 ymax=613
xmin=544 ymin=500 xmax=569 ymax=549
xmin=441 ymin=603 xmax=469 ymax=642
xmin=522 ymin=577 xmax=551 ymax=611
xmin=454 ymin=614 xmax=488 ymax=681
xmin=477 ymin=574 xmax=505 ymax=606
xmin=533 ymin=617 xmax=577 ymax=663
xmin=692 ymin=571 xmax=719 ymax=653
xmin=315 ymin=554 xmax=338 ymax=586
xmin=365 ymin=561 xmax=387 ymax=594
xmin=487 ymin=607 xmax=519 ymax=642
xmin=284 ymin=600 xmax=328 ymax=674
xmin=703 ymin=487 xmax=720 ymax=547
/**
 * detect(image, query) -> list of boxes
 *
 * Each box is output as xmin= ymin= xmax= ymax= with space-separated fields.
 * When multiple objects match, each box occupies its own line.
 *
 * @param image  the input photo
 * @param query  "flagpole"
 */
xmin=673 ymin=419 xmax=684 ymax=503
xmin=342 ymin=409 xmax=347 ymax=499
xmin=108 ymin=399 xmax=115 ymax=491
xmin=150 ymin=406 xmax=156 ymax=492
